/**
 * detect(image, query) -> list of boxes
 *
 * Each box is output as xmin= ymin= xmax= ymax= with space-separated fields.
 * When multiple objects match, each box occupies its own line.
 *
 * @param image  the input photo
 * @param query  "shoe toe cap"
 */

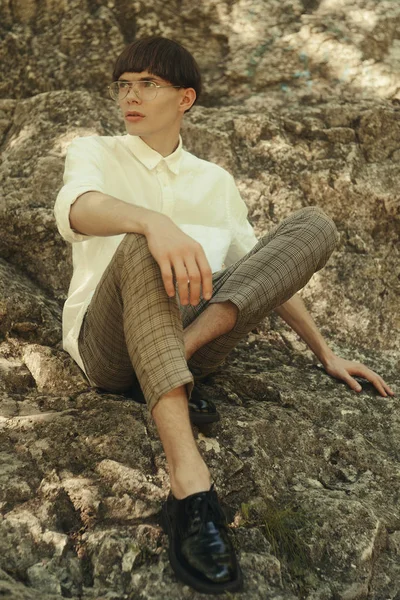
xmin=181 ymin=535 xmax=237 ymax=584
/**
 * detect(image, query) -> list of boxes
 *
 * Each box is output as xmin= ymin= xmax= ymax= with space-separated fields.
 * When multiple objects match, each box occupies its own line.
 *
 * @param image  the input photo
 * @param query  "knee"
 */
xmin=119 ymin=232 xmax=151 ymax=255
xmin=297 ymin=205 xmax=332 ymax=224
xmin=114 ymin=233 xmax=153 ymax=271
xmin=298 ymin=206 xmax=340 ymax=250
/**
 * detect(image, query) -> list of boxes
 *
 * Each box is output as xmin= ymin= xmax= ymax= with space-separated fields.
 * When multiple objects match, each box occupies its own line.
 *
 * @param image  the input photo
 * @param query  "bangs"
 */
xmin=112 ymin=37 xmax=202 ymax=102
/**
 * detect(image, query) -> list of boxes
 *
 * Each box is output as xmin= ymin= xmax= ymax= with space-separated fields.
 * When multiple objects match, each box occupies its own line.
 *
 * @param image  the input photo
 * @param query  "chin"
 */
xmin=125 ymin=125 xmax=146 ymax=136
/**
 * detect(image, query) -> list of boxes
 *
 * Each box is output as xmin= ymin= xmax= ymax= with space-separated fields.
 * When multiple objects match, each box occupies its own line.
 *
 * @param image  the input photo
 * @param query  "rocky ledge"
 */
xmin=1 ymin=0 xmax=399 ymax=598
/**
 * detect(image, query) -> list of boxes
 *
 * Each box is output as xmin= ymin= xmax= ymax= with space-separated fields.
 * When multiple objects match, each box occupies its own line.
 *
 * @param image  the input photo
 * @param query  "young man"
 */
xmin=54 ymin=37 xmax=394 ymax=594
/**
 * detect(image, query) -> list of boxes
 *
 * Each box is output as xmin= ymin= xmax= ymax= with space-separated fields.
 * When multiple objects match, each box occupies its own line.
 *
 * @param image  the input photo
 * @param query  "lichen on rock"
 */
xmin=0 ymin=1 xmax=399 ymax=599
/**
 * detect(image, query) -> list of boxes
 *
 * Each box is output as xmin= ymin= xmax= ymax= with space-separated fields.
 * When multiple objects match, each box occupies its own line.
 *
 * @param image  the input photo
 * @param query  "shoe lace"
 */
xmin=185 ymin=485 xmax=226 ymax=534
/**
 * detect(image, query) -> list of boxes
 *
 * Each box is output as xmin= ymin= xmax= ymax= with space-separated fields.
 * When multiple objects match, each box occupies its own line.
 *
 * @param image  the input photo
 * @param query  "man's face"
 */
xmin=117 ymin=70 xmax=192 ymax=139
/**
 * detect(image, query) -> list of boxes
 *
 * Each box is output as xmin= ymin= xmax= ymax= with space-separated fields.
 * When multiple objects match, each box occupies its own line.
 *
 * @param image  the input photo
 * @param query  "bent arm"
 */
xmin=274 ymin=293 xmax=334 ymax=365
xmin=69 ymin=191 xmax=213 ymax=305
xmin=275 ymin=293 xmax=394 ymax=397
xmin=69 ymin=191 xmax=158 ymax=237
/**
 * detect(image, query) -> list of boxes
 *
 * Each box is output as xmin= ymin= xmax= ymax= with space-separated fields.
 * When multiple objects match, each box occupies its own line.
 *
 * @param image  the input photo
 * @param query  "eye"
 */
xmin=142 ymin=81 xmax=157 ymax=88
xmin=119 ymin=82 xmax=130 ymax=89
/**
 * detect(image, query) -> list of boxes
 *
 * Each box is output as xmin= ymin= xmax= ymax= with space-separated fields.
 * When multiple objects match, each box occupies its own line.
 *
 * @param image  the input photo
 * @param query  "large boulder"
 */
xmin=0 ymin=1 xmax=399 ymax=599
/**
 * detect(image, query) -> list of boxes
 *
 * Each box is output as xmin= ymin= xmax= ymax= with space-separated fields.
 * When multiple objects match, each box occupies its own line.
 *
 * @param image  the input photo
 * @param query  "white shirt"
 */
xmin=54 ymin=134 xmax=258 ymax=373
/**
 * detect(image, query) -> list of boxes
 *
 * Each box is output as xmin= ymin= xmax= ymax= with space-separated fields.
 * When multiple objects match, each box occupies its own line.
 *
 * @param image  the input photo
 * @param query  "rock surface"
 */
xmin=0 ymin=1 xmax=399 ymax=599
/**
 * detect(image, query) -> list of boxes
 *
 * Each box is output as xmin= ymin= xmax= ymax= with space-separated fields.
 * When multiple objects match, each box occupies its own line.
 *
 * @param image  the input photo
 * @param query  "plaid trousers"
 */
xmin=78 ymin=206 xmax=339 ymax=412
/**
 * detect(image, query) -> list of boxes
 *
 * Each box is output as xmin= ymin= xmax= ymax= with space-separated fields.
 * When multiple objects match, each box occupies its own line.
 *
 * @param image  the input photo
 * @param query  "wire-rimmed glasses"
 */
xmin=108 ymin=80 xmax=181 ymax=102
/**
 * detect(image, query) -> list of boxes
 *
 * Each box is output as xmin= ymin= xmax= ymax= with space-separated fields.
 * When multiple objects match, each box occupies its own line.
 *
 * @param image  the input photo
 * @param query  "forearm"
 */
xmin=275 ymin=293 xmax=335 ymax=366
xmin=275 ymin=296 xmax=394 ymax=398
xmin=69 ymin=191 xmax=162 ymax=237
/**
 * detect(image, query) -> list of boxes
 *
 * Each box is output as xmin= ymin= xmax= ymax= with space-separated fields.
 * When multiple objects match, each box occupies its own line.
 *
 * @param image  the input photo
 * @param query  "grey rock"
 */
xmin=0 ymin=1 xmax=399 ymax=599
xmin=0 ymin=259 xmax=62 ymax=346
xmin=0 ymin=567 xmax=62 ymax=599
xmin=23 ymin=344 xmax=88 ymax=394
xmin=0 ymin=357 xmax=35 ymax=393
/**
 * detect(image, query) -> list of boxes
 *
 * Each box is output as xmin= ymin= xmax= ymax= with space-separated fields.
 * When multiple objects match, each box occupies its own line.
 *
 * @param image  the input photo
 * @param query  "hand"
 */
xmin=145 ymin=213 xmax=213 ymax=306
xmin=322 ymin=354 xmax=395 ymax=397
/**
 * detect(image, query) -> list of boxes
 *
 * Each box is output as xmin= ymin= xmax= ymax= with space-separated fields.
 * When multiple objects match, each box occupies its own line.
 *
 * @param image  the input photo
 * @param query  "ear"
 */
xmin=179 ymin=87 xmax=197 ymax=113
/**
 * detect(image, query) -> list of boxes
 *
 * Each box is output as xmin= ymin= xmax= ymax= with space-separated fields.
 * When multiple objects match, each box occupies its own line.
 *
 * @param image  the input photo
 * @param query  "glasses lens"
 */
xmin=111 ymin=81 xmax=137 ymax=100
xmin=109 ymin=81 xmax=158 ymax=101
xmin=136 ymin=81 xmax=157 ymax=100
xmin=109 ymin=82 xmax=126 ymax=100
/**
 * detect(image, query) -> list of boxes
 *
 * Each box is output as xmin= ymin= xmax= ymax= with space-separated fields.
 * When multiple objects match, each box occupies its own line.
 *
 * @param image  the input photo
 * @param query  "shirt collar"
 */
xmin=124 ymin=134 xmax=183 ymax=175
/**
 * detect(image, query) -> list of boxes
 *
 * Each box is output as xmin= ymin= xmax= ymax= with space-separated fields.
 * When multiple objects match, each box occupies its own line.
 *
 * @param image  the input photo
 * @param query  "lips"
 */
xmin=125 ymin=111 xmax=145 ymax=117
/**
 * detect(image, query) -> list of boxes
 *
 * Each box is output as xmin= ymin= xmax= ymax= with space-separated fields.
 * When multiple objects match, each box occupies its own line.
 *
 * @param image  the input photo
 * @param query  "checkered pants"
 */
xmin=78 ymin=207 xmax=339 ymax=412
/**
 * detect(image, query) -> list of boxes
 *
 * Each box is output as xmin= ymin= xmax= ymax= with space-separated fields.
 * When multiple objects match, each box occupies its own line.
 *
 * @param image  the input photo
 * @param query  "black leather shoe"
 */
xmin=162 ymin=485 xmax=243 ymax=594
xmin=189 ymin=386 xmax=220 ymax=425
xmin=131 ymin=379 xmax=220 ymax=426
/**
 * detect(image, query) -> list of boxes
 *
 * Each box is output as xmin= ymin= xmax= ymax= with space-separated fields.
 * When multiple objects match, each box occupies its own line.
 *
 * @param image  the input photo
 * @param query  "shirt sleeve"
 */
xmin=225 ymin=175 xmax=258 ymax=267
xmin=54 ymin=136 xmax=106 ymax=243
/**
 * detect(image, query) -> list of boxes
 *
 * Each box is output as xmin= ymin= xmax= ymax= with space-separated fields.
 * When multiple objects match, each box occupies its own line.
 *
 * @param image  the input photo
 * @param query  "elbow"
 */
xmin=69 ymin=194 xmax=88 ymax=234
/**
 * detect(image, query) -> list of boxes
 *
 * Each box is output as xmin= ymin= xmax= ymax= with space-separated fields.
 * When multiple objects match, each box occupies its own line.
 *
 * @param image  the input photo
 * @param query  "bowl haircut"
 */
xmin=112 ymin=36 xmax=202 ymax=110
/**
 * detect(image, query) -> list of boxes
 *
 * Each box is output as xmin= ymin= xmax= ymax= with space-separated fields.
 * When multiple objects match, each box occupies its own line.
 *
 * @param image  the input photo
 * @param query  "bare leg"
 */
xmin=152 ymin=385 xmax=211 ymax=499
xmin=153 ymin=303 xmax=237 ymax=498
xmin=180 ymin=207 xmax=339 ymax=380
xmin=183 ymin=301 xmax=238 ymax=361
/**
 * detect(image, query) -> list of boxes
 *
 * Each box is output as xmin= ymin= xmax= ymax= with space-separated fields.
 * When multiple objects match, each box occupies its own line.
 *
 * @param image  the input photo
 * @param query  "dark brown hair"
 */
xmin=112 ymin=36 xmax=202 ymax=109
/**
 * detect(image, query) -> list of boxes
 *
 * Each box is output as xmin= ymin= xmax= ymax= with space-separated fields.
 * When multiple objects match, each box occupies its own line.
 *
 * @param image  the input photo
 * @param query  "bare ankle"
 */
xmin=170 ymin=463 xmax=211 ymax=499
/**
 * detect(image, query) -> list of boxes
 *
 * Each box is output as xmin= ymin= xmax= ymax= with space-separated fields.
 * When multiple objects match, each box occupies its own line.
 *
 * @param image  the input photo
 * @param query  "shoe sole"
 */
xmin=161 ymin=504 xmax=243 ymax=595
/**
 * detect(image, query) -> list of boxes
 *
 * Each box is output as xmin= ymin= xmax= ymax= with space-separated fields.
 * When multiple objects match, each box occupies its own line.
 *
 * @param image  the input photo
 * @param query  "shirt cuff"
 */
xmin=54 ymin=187 xmax=99 ymax=243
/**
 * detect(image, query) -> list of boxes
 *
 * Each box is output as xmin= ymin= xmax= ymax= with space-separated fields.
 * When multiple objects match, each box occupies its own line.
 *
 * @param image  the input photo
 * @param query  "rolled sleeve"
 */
xmin=225 ymin=175 xmax=258 ymax=266
xmin=54 ymin=137 xmax=106 ymax=243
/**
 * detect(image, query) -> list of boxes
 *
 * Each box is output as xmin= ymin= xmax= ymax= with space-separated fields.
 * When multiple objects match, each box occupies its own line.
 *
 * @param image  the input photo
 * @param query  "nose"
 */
xmin=126 ymin=84 xmax=141 ymax=102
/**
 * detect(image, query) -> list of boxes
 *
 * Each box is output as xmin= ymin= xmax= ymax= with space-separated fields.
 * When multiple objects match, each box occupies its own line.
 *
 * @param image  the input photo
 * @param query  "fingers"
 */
xmin=326 ymin=359 xmax=395 ymax=398
xmin=195 ymin=251 xmax=213 ymax=301
xmin=173 ymin=258 xmax=190 ymax=305
xmin=184 ymin=256 xmax=202 ymax=306
xmin=171 ymin=245 xmax=212 ymax=306
xmin=161 ymin=255 xmax=212 ymax=306
xmin=147 ymin=224 xmax=213 ymax=306
xmin=160 ymin=261 xmax=175 ymax=298
xmin=344 ymin=363 xmax=394 ymax=398
xmin=369 ymin=374 xmax=387 ymax=397
xmin=382 ymin=380 xmax=395 ymax=396
xmin=369 ymin=375 xmax=394 ymax=397
xmin=174 ymin=252 xmax=213 ymax=306
xmin=342 ymin=370 xmax=385 ymax=396
xmin=352 ymin=365 xmax=394 ymax=397
xmin=340 ymin=372 xmax=362 ymax=393
xmin=371 ymin=372 xmax=395 ymax=396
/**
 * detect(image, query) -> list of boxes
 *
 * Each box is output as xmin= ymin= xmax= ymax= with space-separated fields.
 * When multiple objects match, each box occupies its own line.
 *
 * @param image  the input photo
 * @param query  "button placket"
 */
xmin=157 ymin=163 xmax=175 ymax=218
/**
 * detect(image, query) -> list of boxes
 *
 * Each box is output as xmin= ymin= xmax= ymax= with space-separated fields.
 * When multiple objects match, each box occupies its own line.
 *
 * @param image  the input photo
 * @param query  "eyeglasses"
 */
xmin=108 ymin=80 xmax=181 ymax=102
